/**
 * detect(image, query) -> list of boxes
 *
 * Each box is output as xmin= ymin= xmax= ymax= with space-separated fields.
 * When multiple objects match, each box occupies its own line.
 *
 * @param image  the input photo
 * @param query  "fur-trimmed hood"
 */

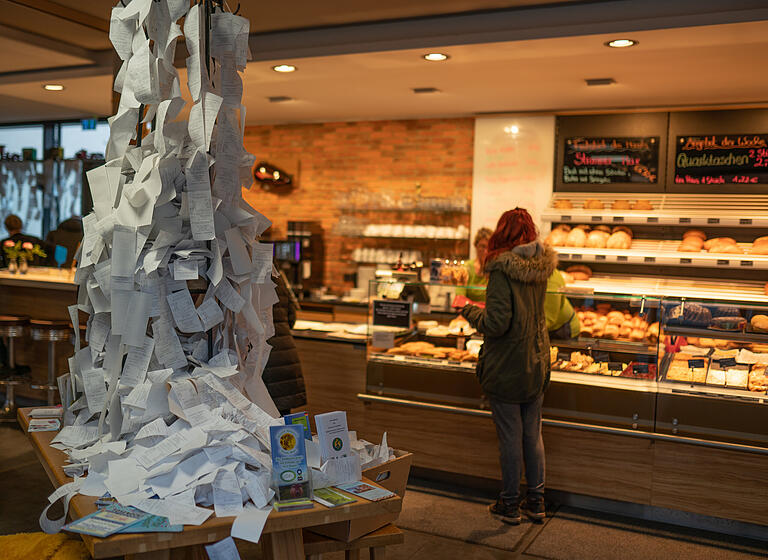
xmin=484 ymin=240 xmax=557 ymax=283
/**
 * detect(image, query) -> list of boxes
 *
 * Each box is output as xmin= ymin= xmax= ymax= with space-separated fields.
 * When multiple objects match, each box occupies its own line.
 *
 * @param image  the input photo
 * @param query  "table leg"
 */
xmin=262 ymin=528 xmax=305 ymax=560
xmin=370 ymin=546 xmax=387 ymax=560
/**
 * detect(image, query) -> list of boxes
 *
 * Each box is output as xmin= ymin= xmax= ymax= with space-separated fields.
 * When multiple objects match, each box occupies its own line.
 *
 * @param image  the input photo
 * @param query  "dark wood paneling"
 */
xmin=651 ymin=441 xmax=768 ymax=526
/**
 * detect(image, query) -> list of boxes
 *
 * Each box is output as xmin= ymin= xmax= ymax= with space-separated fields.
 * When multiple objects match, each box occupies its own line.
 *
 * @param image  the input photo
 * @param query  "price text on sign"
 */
xmin=372 ymin=300 xmax=411 ymax=328
xmin=674 ymin=134 xmax=768 ymax=185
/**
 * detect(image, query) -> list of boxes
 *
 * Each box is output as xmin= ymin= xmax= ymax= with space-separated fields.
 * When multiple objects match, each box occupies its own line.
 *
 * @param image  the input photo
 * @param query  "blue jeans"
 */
xmin=489 ymin=394 xmax=545 ymax=505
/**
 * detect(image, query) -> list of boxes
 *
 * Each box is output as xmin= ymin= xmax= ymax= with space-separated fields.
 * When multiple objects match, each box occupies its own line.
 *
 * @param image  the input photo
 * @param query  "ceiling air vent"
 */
xmin=585 ymin=78 xmax=616 ymax=86
xmin=268 ymin=96 xmax=293 ymax=103
xmin=412 ymin=87 xmax=440 ymax=94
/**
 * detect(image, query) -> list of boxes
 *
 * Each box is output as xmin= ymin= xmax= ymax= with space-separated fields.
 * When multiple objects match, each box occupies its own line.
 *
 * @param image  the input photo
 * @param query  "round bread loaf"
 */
xmin=565 ymin=228 xmax=587 ymax=247
xmin=603 ymin=324 xmax=619 ymax=339
xmin=586 ymin=230 xmax=610 ymax=248
xmin=750 ymin=314 xmax=768 ymax=333
xmin=631 ymin=200 xmax=653 ymax=210
xmin=545 ymin=229 xmax=568 ymax=246
xmin=611 ymin=225 xmax=634 ymax=237
xmin=612 ymin=200 xmax=632 ymax=210
xmin=683 ymin=229 xmax=707 ymax=241
xmin=584 ymin=199 xmax=605 ymax=210
xmin=749 ymin=244 xmax=768 ymax=255
xmin=754 ymin=236 xmax=768 ymax=245
xmin=606 ymin=231 xmax=632 ymax=249
xmin=708 ymin=242 xmax=743 ymax=254
xmin=566 ymin=265 xmax=592 ymax=279
xmin=594 ymin=225 xmax=612 ymax=233
xmin=704 ymin=237 xmax=736 ymax=250
xmin=554 ymin=199 xmax=573 ymax=209
xmin=678 ymin=241 xmax=703 ymax=252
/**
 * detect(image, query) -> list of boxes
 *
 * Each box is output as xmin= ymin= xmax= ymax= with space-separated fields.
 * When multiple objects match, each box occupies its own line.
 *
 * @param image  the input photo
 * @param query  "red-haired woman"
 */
xmin=460 ymin=208 xmax=556 ymax=525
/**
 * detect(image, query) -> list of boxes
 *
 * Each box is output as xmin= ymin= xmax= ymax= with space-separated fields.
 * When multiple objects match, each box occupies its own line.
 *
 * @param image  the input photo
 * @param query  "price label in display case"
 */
xmin=717 ymin=357 xmax=737 ymax=368
xmin=608 ymin=362 xmax=624 ymax=372
xmin=372 ymin=299 xmax=411 ymax=328
xmin=688 ymin=359 xmax=706 ymax=369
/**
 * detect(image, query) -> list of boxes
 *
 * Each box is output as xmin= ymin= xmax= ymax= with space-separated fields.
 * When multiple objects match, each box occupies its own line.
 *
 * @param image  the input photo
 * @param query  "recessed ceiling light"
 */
xmin=605 ymin=39 xmax=637 ymax=48
xmin=504 ymin=125 xmax=519 ymax=134
xmin=272 ymin=64 xmax=296 ymax=73
xmin=43 ymin=84 xmax=64 ymax=91
xmin=412 ymin=87 xmax=441 ymax=94
xmin=423 ymin=53 xmax=449 ymax=61
xmin=268 ymin=96 xmax=293 ymax=103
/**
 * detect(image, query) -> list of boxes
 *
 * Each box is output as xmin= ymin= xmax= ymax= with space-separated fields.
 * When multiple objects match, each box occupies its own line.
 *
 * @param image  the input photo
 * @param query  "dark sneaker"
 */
xmin=489 ymin=499 xmax=522 ymax=525
xmin=522 ymin=499 xmax=546 ymax=523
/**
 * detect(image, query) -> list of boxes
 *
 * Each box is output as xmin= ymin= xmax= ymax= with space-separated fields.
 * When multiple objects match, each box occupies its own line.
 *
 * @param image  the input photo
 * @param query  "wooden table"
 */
xmin=18 ymin=408 xmax=402 ymax=560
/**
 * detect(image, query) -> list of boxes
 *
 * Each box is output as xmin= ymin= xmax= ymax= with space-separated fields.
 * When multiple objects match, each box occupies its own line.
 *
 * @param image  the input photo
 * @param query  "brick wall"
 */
xmin=242 ymin=118 xmax=475 ymax=293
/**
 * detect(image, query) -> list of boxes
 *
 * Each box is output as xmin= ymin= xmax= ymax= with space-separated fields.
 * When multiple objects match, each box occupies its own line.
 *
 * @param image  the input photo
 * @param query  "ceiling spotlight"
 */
xmin=272 ymin=64 xmax=296 ymax=73
xmin=605 ymin=39 xmax=637 ymax=48
xmin=43 ymin=84 xmax=64 ymax=91
xmin=423 ymin=53 xmax=449 ymax=61
xmin=504 ymin=125 xmax=519 ymax=134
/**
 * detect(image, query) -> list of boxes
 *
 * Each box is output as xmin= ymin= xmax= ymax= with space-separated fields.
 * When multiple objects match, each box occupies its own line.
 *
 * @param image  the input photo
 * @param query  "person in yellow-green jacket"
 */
xmin=545 ymin=268 xmax=580 ymax=340
xmin=461 ymin=228 xmax=579 ymax=340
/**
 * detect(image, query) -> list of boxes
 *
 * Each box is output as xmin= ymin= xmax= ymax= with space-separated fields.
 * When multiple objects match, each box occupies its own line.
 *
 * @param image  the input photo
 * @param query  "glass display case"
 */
xmin=364 ymin=279 xmax=662 ymax=431
xmin=656 ymin=296 xmax=768 ymax=446
xmin=363 ymin=279 xmax=768 ymax=446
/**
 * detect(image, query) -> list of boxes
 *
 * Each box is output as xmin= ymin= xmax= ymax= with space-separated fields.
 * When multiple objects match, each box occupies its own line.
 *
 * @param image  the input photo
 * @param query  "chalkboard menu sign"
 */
xmin=372 ymin=299 xmax=411 ymax=328
xmin=673 ymin=134 xmax=768 ymax=185
xmin=562 ymin=137 xmax=660 ymax=185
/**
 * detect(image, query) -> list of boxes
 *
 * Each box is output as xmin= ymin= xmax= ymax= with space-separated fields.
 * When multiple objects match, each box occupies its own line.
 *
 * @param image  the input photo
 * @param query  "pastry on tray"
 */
xmin=748 ymin=364 xmax=768 ymax=392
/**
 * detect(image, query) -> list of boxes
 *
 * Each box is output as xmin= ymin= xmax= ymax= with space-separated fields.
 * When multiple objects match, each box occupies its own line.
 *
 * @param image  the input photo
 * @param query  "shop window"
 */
xmin=0 ymin=124 xmax=44 ymax=160
xmin=60 ymin=121 xmax=109 ymax=159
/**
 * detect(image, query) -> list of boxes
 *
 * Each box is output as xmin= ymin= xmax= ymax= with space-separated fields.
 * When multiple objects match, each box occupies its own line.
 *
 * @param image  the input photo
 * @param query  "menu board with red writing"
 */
xmin=562 ymin=137 xmax=660 ymax=185
xmin=673 ymin=134 xmax=768 ymax=185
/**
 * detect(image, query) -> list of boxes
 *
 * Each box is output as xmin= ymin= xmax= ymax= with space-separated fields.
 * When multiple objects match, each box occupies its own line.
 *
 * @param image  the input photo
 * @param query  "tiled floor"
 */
xmin=2 ymin=424 xmax=767 ymax=559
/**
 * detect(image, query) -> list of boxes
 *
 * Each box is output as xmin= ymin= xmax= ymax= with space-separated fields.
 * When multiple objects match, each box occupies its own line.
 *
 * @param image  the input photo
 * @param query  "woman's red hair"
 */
xmin=483 ymin=207 xmax=538 ymax=267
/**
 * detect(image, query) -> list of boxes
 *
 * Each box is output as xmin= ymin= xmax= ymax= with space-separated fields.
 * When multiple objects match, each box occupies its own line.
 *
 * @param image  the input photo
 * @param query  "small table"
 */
xmin=18 ymin=408 xmax=402 ymax=559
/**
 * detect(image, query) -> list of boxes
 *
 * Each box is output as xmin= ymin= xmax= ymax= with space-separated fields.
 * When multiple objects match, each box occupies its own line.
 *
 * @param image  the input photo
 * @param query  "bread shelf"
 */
xmin=564 ymin=274 xmax=768 ymax=304
xmin=556 ymin=239 xmax=768 ymax=270
xmin=369 ymin=352 xmax=476 ymax=372
xmin=664 ymin=326 xmax=768 ymax=344
xmin=543 ymin=193 xmax=768 ymax=227
xmin=550 ymin=370 xmax=658 ymax=393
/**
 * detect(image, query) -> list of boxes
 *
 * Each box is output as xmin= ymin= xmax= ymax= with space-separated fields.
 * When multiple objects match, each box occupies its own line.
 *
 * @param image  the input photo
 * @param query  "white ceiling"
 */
xmin=239 ymin=20 xmax=768 ymax=124
xmin=1 ymin=20 xmax=767 ymax=125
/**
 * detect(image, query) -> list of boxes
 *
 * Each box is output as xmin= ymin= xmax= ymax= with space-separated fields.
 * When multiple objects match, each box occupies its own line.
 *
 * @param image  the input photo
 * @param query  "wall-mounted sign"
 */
xmin=562 ymin=136 xmax=660 ymax=185
xmin=254 ymin=161 xmax=294 ymax=193
xmin=673 ymin=134 xmax=768 ymax=185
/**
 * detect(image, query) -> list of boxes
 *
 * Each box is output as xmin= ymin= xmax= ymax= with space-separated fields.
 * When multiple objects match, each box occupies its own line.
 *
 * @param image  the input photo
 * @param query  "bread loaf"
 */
xmin=612 ymin=200 xmax=632 ymax=210
xmin=750 ymin=315 xmax=768 ymax=333
xmin=748 ymin=364 xmax=768 ymax=392
xmin=565 ymin=228 xmax=587 ymax=247
xmin=683 ymin=229 xmax=706 ymax=241
xmin=678 ymin=241 xmax=703 ymax=252
xmin=704 ymin=237 xmax=736 ymax=250
xmin=586 ymin=230 xmax=610 ymax=248
xmin=545 ymin=228 xmax=568 ymax=246
xmin=749 ymin=243 xmax=768 ymax=255
xmin=606 ymin=231 xmax=632 ymax=249
xmin=554 ymin=199 xmax=573 ymax=209
xmin=708 ymin=242 xmax=743 ymax=254
xmin=631 ymin=200 xmax=653 ymax=210
xmin=584 ymin=199 xmax=604 ymax=210
xmin=565 ymin=265 xmax=592 ymax=281
xmin=611 ymin=226 xmax=634 ymax=237
xmin=594 ymin=225 xmax=612 ymax=233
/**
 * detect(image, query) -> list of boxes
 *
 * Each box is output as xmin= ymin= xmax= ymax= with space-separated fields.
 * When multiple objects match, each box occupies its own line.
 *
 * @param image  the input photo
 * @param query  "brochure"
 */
xmin=283 ymin=411 xmax=311 ymax=440
xmin=273 ymin=499 xmax=314 ymax=512
xmin=63 ymin=504 xmax=151 ymax=537
xmin=269 ymin=424 xmax=311 ymax=502
xmin=314 ymin=411 xmax=352 ymax=461
xmin=335 ymin=482 xmax=395 ymax=502
xmin=313 ymin=487 xmax=356 ymax=508
xmin=118 ymin=515 xmax=182 ymax=533
xmin=28 ymin=418 xmax=61 ymax=432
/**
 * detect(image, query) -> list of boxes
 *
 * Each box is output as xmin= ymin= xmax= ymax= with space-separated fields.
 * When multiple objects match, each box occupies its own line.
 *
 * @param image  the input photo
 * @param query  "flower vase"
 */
xmin=18 ymin=256 xmax=28 ymax=274
xmin=7 ymin=258 xmax=17 ymax=274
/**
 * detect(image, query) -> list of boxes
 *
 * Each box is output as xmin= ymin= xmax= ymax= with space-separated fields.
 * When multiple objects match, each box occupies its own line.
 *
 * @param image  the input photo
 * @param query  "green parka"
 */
xmin=461 ymin=240 xmax=557 ymax=403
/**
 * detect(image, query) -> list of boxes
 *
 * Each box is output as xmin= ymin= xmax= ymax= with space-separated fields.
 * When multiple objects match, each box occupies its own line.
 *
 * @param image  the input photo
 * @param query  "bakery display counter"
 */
xmin=542 ymin=193 xmax=768 ymax=228
xmin=0 ymin=267 xmax=76 ymax=291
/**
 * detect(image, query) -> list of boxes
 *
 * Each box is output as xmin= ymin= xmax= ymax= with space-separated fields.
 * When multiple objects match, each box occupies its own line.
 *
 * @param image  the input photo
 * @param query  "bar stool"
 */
xmin=0 ymin=315 xmax=29 ymax=422
xmin=29 ymin=319 xmax=71 ymax=406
